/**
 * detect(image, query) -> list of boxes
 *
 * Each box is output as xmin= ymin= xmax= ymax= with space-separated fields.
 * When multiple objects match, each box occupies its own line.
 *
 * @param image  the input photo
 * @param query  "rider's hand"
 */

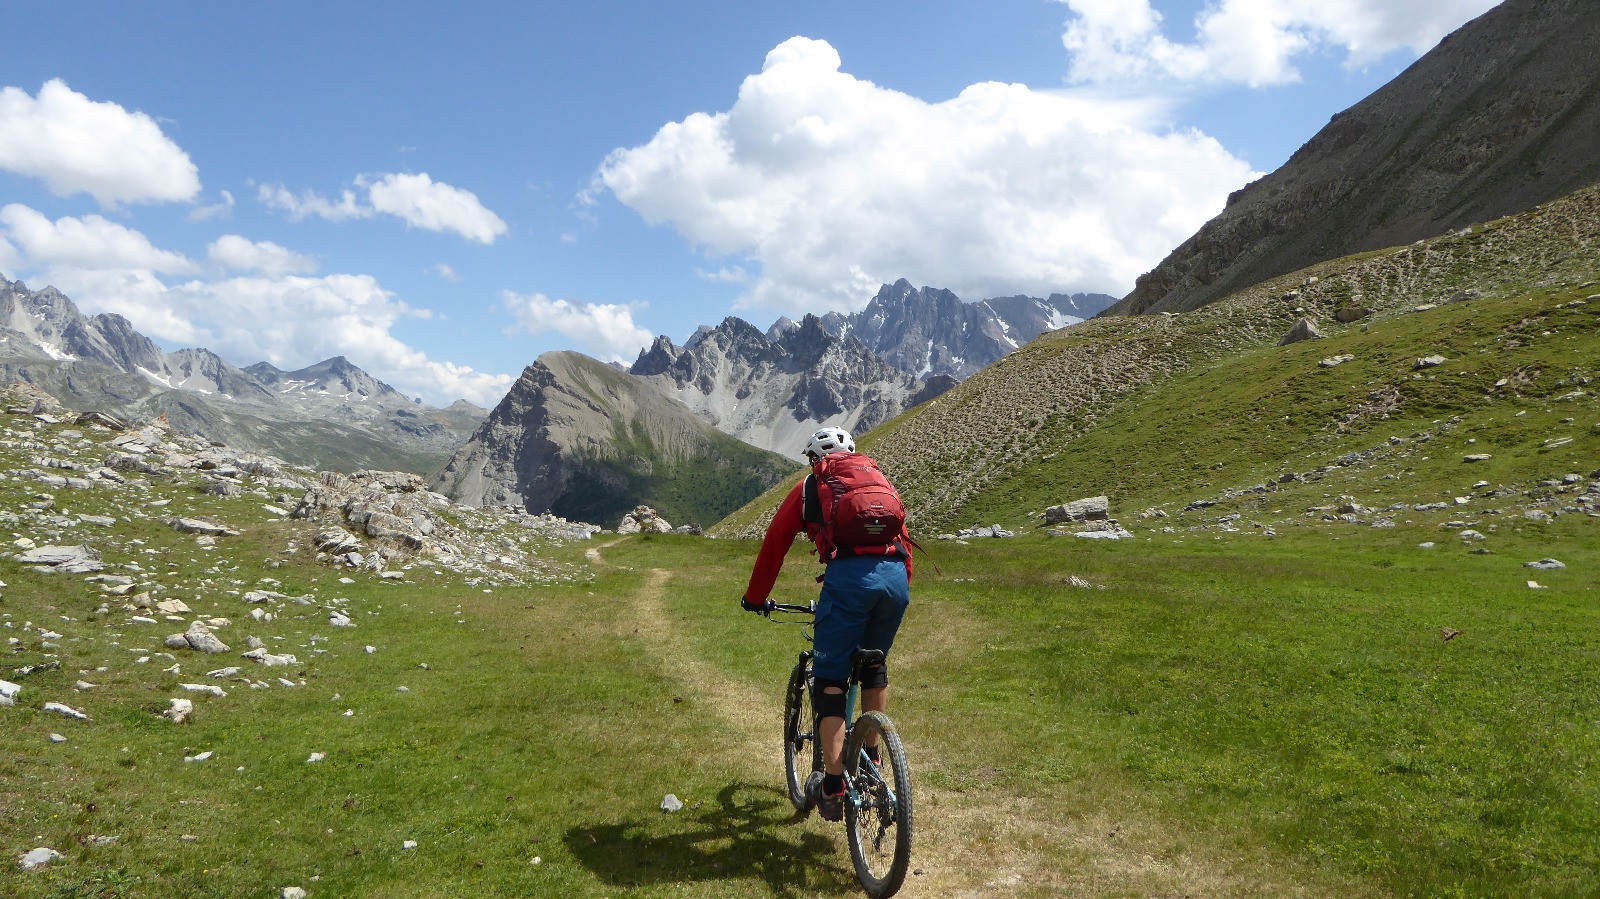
xmin=741 ymin=596 xmax=772 ymax=615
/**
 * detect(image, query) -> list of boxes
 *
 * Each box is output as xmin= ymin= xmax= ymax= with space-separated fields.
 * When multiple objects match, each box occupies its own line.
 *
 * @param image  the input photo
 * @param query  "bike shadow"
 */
xmin=563 ymin=781 xmax=857 ymax=896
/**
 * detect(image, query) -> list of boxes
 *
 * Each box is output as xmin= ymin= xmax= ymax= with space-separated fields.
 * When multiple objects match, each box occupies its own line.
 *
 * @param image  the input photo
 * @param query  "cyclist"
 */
xmin=741 ymin=426 xmax=913 ymax=821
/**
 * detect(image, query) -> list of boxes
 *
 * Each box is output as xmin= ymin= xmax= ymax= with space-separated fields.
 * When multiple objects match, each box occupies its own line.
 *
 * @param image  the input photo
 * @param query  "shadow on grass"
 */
xmin=565 ymin=781 xmax=856 ymax=896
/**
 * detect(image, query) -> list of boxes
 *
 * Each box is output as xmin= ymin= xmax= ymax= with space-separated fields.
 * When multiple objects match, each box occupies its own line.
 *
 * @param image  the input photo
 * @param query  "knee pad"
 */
xmin=814 ymin=678 xmax=849 ymax=720
xmin=858 ymin=662 xmax=889 ymax=690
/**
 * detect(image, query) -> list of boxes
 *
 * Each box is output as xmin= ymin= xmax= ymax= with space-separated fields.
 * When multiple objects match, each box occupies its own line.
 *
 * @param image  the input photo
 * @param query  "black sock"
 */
xmin=823 ymin=773 xmax=844 ymax=795
xmin=865 ymin=745 xmax=880 ymax=763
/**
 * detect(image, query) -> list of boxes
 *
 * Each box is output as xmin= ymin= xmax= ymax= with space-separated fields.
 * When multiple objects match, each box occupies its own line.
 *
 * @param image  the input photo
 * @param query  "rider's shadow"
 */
xmin=564 ymin=781 xmax=856 ymax=896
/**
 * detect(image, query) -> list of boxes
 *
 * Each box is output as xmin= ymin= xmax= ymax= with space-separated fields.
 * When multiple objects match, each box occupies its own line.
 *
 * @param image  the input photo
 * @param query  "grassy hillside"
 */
xmin=543 ymin=354 xmax=797 ymax=529
xmin=716 ymin=183 xmax=1600 ymax=539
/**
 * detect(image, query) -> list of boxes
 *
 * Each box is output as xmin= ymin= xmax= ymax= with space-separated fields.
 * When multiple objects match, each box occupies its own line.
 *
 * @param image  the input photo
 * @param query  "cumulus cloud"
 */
xmin=502 ymin=291 xmax=653 ymax=364
xmin=364 ymin=173 xmax=508 ymax=244
xmin=0 ymin=79 xmax=201 ymax=207
xmin=207 ymin=234 xmax=317 ymax=278
xmin=1058 ymin=0 xmax=1504 ymax=87
xmin=0 ymin=204 xmax=509 ymax=406
xmin=432 ymin=263 xmax=461 ymax=281
xmin=259 ymin=173 xmax=507 ymax=243
xmin=596 ymin=36 xmax=1254 ymax=315
xmin=1 ymin=204 xmax=196 ymax=275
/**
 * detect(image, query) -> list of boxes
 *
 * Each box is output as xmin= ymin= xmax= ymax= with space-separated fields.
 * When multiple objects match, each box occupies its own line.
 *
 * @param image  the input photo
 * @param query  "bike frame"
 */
xmin=771 ymin=603 xmax=896 ymax=813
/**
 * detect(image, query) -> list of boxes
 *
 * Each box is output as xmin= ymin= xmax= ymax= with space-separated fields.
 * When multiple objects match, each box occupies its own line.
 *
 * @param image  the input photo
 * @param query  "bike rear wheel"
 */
xmin=783 ymin=658 xmax=821 ymax=812
xmin=843 ymin=711 xmax=913 ymax=898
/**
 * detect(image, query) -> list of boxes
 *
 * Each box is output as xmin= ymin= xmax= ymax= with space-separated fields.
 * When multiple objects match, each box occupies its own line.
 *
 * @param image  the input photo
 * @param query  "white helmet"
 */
xmin=804 ymin=427 xmax=855 ymax=459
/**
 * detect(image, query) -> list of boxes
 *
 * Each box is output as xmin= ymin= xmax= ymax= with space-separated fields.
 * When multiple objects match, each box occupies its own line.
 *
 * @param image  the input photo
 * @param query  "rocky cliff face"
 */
xmin=432 ymin=351 xmax=794 ymax=526
xmin=0 ymin=276 xmax=484 ymax=472
xmin=821 ymin=280 xmax=1115 ymax=379
xmin=1111 ymin=0 xmax=1600 ymax=316
xmin=629 ymin=313 xmax=946 ymax=456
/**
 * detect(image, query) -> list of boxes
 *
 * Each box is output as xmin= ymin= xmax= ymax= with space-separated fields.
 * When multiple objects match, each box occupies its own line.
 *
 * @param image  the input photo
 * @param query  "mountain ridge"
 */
xmin=1110 ymin=0 xmax=1600 ymax=317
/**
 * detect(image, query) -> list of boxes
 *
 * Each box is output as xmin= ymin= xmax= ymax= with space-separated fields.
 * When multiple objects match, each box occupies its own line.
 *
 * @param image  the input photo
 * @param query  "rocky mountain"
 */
xmin=630 ymin=313 xmax=954 ymax=456
xmin=809 ymin=279 xmax=1115 ymax=380
xmin=0 ymin=276 xmax=485 ymax=472
xmin=1110 ymin=0 xmax=1600 ymax=316
xmin=431 ymin=350 xmax=795 ymax=527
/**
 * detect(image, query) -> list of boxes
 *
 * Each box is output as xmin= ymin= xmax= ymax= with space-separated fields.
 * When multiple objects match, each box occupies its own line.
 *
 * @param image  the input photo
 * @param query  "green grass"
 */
xmin=3 ymin=402 xmax=1598 ymax=896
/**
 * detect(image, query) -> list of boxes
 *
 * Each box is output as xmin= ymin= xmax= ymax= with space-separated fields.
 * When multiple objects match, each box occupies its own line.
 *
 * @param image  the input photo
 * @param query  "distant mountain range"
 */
xmin=1112 ymin=0 xmax=1600 ymax=316
xmin=0 ymin=276 xmax=484 ymax=472
xmin=630 ymin=281 xmax=1113 ymax=455
xmin=432 ymin=281 xmax=1100 ymax=515
xmin=814 ymin=280 xmax=1114 ymax=380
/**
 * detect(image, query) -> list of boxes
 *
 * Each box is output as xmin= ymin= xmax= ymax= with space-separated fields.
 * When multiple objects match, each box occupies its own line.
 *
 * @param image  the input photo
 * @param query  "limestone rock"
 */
xmin=1043 ymin=496 xmax=1109 ymax=524
xmin=15 ymin=544 xmax=103 ymax=574
xmin=18 ymin=847 xmax=63 ymax=870
xmin=1277 ymin=318 xmax=1325 ymax=346
xmin=618 ymin=505 xmax=673 ymax=535
xmin=169 ymin=517 xmax=241 ymax=538
xmin=163 ymin=698 xmax=194 ymax=723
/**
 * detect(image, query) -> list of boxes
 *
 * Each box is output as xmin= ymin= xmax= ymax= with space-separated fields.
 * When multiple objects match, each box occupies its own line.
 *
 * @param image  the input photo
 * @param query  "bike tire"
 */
xmin=782 ymin=658 xmax=819 ymax=812
xmin=843 ymin=711 xmax=913 ymax=898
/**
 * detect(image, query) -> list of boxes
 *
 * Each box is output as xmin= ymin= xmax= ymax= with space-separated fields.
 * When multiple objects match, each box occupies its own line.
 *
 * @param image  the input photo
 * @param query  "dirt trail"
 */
xmin=589 ymin=543 xmax=1329 ymax=898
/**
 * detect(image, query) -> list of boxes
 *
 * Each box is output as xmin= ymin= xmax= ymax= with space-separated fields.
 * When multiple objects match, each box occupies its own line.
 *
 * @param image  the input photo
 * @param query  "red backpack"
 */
xmin=804 ymin=452 xmax=907 ymax=562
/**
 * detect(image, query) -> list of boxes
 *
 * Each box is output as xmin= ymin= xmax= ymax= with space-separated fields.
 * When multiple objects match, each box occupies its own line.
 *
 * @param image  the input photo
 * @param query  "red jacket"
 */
xmin=743 ymin=475 xmax=913 ymax=604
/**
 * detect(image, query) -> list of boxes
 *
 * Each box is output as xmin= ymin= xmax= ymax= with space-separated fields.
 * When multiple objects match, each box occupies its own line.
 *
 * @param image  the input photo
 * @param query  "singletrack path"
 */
xmin=589 ymin=541 xmax=1333 ymax=898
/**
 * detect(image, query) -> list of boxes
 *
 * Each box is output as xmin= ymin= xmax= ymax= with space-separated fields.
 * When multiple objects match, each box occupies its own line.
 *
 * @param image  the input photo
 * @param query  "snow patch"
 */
xmin=36 ymin=341 xmax=77 ymax=362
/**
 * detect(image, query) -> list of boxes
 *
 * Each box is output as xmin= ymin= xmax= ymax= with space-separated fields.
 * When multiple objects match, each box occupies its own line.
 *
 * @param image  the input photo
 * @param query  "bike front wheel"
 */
xmin=843 ymin=711 xmax=913 ymax=898
xmin=782 ymin=659 xmax=820 ymax=812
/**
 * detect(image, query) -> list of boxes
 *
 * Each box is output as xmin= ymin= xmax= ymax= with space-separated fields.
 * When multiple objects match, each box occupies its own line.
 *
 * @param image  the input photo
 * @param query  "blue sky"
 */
xmin=0 ymin=0 xmax=1502 ymax=406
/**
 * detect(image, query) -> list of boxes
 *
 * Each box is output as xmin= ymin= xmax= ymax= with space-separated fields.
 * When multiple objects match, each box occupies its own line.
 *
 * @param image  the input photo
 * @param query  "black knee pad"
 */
xmin=814 ymin=677 xmax=849 ymax=720
xmin=857 ymin=662 xmax=889 ymax=690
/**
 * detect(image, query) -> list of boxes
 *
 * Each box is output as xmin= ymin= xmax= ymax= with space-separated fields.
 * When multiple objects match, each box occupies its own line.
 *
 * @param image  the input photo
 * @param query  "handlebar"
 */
xmin=768 ymin=601 xmax=816 ymax=615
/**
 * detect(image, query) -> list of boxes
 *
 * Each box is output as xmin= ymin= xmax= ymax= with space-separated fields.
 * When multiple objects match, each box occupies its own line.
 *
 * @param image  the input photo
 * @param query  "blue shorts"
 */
xmin=812 ymin=554 xmax=910 ymax=682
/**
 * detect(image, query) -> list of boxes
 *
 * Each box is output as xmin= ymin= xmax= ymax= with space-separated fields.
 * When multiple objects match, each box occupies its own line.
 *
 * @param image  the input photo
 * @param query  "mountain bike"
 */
xmin=769 ymin=600 xmax=914 ymax=898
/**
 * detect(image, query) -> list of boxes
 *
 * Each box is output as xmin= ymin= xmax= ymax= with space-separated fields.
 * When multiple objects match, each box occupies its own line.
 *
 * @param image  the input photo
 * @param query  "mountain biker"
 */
xmin=741 ymin=426 xmax=913 ymax=822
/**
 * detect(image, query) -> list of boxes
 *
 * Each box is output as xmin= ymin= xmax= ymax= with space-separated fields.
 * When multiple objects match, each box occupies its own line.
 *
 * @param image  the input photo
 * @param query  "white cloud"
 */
xmin=697 ymin=266 xmax=748 ymax=284
xmin=0 ymin=204 xmax=509 ymax=406
xmin=1 ymin=204 xmax=196 ymax=274
xmin=596 ymin=36 xmax=1254 ymax=315
xmin=364 ymin=173 xmax=508 ymax=244
xmin=207 ymin=235 xmax=317 ymax=278
xmin=502 ymin=290 xmax=653 ymax=363
xmin=0 ymin=79 xmax=201 ymax=207
xmin=258 ymin=183 xmax=372 ymax=221
xmin=189 ymin=190 xmax=236 ymax=222
xmin=1058 ymin=0 xmax=1504 ymax=88
xmin=432 ymin=263 xmax=461 ymax=281
xmin=259 ymin=173 xmax=508 ymax=244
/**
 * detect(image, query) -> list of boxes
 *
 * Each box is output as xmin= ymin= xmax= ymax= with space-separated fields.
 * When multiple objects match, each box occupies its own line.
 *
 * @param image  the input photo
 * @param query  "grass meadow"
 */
xmin=6 ymin=501 xmax=1597 ymax=897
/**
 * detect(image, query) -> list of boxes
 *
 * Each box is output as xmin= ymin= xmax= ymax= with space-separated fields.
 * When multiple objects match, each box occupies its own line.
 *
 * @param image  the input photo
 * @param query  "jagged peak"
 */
xmin=630 ymin=335 xmax=681 ymax=376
